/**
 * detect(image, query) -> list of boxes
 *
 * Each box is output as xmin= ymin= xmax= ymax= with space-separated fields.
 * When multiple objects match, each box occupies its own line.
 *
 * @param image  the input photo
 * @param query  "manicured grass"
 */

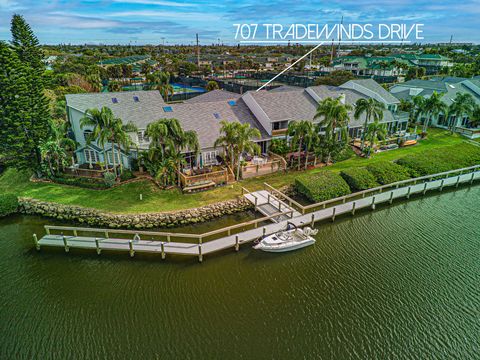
xmin=0 ymin=129 xmax=472 ymax=214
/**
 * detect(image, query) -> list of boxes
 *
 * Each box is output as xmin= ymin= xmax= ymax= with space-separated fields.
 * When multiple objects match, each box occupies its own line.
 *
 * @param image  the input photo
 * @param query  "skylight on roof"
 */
xmin=213 ymin=113 xmax=221 ymax=119
xmin=228 ymin=100 xmax=236 ymax=106
xmin=112 ymin=98 xmax=118 ymax=104
xmin=133 ymin=96 xmax=139 ymax=102
xmin=163 ymin=106 xmax=173 ymax=112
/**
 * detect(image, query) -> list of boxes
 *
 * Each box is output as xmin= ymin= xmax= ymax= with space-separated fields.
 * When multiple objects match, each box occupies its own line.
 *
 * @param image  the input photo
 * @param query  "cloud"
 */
xmin=105 ymin=10 xmax=221 ymax=21
xmin=111 ymin=0 xmax=195 ymax=7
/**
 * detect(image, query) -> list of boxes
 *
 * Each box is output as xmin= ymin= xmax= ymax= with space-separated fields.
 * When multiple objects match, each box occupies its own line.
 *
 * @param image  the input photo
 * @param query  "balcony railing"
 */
xmin=271 ymin=128 xmax=288 ymax=137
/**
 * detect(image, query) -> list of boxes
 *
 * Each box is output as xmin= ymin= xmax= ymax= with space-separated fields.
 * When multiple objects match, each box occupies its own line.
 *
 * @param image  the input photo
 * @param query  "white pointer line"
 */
xmin=256 ymin=41 xmax=325 ymax=91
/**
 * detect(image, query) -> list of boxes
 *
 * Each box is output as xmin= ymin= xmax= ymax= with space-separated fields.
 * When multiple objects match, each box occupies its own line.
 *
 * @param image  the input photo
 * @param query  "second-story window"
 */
xmin=137 ymin=131 xmax=149 ymax=142
xmin=83 ymin=130 xmax=93 ymax=142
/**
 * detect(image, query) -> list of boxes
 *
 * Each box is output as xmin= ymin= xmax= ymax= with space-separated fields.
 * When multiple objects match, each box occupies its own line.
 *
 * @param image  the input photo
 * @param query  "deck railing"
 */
xmin=264 ymin=164 xmax=480 ymax=215
xmin=178 ymin=167 xmax=233 ymax=188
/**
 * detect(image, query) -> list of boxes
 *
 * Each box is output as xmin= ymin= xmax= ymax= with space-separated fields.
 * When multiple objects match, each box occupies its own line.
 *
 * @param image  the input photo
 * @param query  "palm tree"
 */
xmin=447 ymin=93 xmax=475 ymax=133
xmin=214 ymin=120 xmax=239 ymax=168
xmin=155 ymin=155 xmax=177 ymax=187
xmin=80 ymin=107 xmax=137 ymax=176
xmin=158 ymin=83 xmax=174 ymax=101
xmin=314 ymin=97 xmax=352 ymax=162
xmin=354 ymin=98 xmax=385 ymax=150
xmin=470 ymin=105 xmax=480 ymax=128
xmin=366 ymin=120 xmax=387 ymax=158
xmin=80 ymin=107 xmax=114 ymax=168
xmin=422 ymin=92 xmax=446 ymax=134
xmin=145 ymin=119 xmax=171 ymax=161
xmin=39 ymin=140 xmax=67 ymax=176
xmin=234 ymin=123 xmax=261 ymax=180
xmin=111 ymin=120 xmax=137 ymax=173
xmin=287 ymin=120 xmax=316 ymax=170
xmin=410 ymin=95 xmax=426 ymax=133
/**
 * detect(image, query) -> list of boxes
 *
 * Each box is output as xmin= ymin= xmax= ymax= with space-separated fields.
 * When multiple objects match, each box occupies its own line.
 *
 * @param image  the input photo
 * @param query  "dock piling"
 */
xmin=331 ymin=207 xmax=336 ymax=222
xmin=95 ymin=238 xmax=101 ymax=255
xmin=62 ymin=233 xmax=69 ymax=253
xmin=235 ymin=236 xmax=239 ymax=251
xmin=161 ymin=242 xmax=165 ymax=259
xmin=440 ymin=179 xmax=445 ymax=191
xmin=198 ymin=244 xmax=203 ymax=262
xmin=406 ymin=186 xmax=411 ymax=199
xmin=471 ymin=172 xmax=475 ymax=184
xmin=423 ymin=182 xmax=428 ymax=195
xmin=33 ymin=234 xmax=40 ymax=251
xmin=389 ymin=191 xmax=394 ymax=204
xmin=311 ymin=214 xmax=315 ymax=227
xmin=371 ymin=196 xmax=376 ymax=210
xmin=129 ymin=240 xmax=134 ymax=257
xmin=456 ymin=175 xmax=461 ymax=188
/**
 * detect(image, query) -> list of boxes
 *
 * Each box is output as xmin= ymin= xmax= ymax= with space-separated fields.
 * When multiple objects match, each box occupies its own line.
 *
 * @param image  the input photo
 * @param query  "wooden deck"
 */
xmin=35 ymin=166 xmax=480 ymax=262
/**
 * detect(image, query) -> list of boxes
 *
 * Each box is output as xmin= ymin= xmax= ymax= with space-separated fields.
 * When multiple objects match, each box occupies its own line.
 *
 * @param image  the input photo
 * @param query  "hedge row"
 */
xmin=295 ymin=171 xmax=351 ymax=202
xmin=340 ymin=168 xmax=378 ymax=191
xmin=50 ymin=175 xmax=110 ymax=189
xmin=366 ymin=161 xmax=411 ymax=185
xmin=396 ymin=143 xmax=480 ymax=177
xmin=0 ymin=193 xmax=18 ymax=218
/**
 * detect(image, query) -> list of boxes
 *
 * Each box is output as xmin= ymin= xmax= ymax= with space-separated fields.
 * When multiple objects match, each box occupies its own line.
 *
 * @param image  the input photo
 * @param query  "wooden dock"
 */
xmin=243 ymin=189 xmax=301 ymax=222
xmin=35 ymin=165 xmax=480 ymax=262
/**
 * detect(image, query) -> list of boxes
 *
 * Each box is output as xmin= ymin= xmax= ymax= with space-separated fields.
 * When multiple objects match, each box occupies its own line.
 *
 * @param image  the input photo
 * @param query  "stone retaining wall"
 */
xmin=18 ymin=197 xmax=253 ymax=229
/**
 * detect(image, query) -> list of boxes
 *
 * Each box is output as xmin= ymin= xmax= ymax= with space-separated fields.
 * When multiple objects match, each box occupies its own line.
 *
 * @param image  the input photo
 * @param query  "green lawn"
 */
xmin=0 ymin=129 xmax=469 ymax=214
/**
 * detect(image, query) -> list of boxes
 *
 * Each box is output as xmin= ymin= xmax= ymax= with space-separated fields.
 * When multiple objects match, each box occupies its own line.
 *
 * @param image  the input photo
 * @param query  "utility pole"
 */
xmin=196 ymin=33 xmax=200 ymax=67
xmin=337 ymin=16 xmax=343 ymax=57
xmin=330 ymin=38 xmax=335 ymax=63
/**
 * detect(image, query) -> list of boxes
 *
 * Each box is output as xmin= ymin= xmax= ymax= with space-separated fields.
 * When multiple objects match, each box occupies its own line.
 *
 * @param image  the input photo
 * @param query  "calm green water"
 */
xmin=1 ymin=187 xmax=479 ymax=359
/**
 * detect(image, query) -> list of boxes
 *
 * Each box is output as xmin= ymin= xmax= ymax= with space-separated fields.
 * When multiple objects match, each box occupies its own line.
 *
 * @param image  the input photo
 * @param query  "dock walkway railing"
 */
xmin=263 ymin=164 xmax=480 ymax=215
xmin=35 ymin=164 xmax=480 ymax=261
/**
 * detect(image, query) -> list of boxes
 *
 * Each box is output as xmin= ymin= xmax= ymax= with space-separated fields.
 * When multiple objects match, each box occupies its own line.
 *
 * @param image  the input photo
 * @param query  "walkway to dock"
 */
xmin=243 ymin=189 xmax=301 ymax=222
xmin=35 ymin=165 xmax=480 ymax=262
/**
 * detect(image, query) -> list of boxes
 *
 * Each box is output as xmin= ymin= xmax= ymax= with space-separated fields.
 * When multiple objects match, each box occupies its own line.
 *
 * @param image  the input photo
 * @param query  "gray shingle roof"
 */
xmin=185 ymin=89 xmax=241 ymax=104
xmin=340 ymin=79 xmax=400 ymax=104
xmin=66 ymin=90 xmax=267 ymax=150
xmin=245 ymin=88 xmax=319 ymax=122
xmin=66 ymin=91 xmax=166 ymax=127
xmin=308 ymin=85 xmax=394 ymax=127
xmin=268 ymin=85 xmax=303 ymax=92
xmin=158 ymin=98 xmax=268 ymax=148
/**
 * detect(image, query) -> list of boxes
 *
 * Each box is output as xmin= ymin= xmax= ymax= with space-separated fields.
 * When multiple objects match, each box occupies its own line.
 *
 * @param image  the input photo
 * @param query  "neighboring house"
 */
xmin=242 ymin=78 xmax=405 ymax=140
xmin=66 ymin=79 xmax=408 ymax=170
xmin=325 ymin=54 xmax=453 ymax=78
xmin=390 ymin=77 xmax=480 ymax=136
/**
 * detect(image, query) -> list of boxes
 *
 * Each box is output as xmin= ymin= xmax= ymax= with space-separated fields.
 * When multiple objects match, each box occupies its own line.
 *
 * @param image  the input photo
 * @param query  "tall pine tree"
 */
xmin=0 ymin=42 xmax=35 ymax=169
xmin=0 ymin=15 xmax=51 ymax=174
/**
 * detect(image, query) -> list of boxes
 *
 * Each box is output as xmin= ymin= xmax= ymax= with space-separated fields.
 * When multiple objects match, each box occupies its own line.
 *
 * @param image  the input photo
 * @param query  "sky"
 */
xmin=0 ymin=0 xmax=479 ymax=45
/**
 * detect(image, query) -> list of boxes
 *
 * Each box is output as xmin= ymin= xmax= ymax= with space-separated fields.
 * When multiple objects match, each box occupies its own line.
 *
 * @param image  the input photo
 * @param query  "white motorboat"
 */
xmin=253 ymin=223 xmax=318 ymax=253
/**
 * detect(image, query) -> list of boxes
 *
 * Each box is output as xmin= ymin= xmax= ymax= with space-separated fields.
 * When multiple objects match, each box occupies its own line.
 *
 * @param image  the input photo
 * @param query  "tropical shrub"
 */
xmin=103 ymin=172 xmax=117 ymax=187
xmin=120 ymin=169 xmax=135 ymax=182
xmin=396 ymin=143 xmax=480 ymax=177
xmin=295 ymin=171 xmax=351 ymax=203
xmin=269 ymin=138 xmax=289 ymax=156
xmin=0 ymin=193 xmax=18 ymax=217
xmin=340 ymin=167 xmax=379 ymax=191
xmin=332 ymin=145 xmax=355 ymax=162
xmin=366 ymin=161 xmax=411 ymax=185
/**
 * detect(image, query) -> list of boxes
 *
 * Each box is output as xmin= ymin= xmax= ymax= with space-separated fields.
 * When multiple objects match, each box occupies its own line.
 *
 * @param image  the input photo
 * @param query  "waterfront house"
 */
xmin=390 ymin=77 xmax=480 ymax=138
xmin=66 ymin=79 xmax=408 ymax=170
